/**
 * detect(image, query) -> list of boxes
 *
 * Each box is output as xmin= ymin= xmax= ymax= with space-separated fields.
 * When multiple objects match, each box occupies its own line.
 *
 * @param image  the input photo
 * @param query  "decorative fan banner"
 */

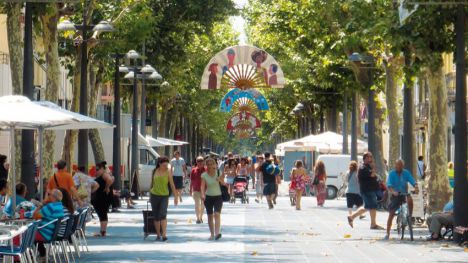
xmin=220 ymin=88 xmax=269 ymax=112
xmin=226 ymin=111 xmax=261 ymax=131
xmin=200 ymin=45 xmax=285 ymax=90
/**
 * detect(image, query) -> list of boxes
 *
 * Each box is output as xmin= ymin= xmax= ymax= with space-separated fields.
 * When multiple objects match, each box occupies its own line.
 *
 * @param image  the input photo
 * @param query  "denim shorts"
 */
xmin=361 ymin=191 xmax=378 ymax=210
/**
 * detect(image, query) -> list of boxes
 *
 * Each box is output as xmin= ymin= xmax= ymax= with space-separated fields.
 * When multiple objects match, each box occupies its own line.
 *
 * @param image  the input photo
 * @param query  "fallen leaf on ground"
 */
xmin=344 ymin=234 xmax=352 ymax=238
xmin=251 ymin=251 xmax=258 ymax=256
xmin=187 ymin=219 xmax=192 ymax=224
xmin=440 ymin=243 xmax=449 ymax=248
xmin=174 ymin=220 xmax=178 ymax=224
xmin=464 ymin=248 xmax=468 ymax=252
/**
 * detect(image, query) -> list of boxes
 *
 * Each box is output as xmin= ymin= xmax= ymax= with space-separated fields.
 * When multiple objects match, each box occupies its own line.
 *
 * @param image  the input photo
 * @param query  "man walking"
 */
xmin=170 ymin=151 xmax=187 ymax=203
xmin=384 ymin=159 xmax=419 ymax=240
xmin=258 ymin=152 xmax=276 ymax=209
xmin=347 ymin=152 xmax=383 ymax=229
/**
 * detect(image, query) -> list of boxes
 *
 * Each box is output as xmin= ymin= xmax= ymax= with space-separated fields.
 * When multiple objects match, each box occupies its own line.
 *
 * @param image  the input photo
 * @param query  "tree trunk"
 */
xmin=383 ymin=60 xmax=401 ymax=169
xmin=6 ymin=3 xmax=23 ymax=179
xmin=158 ymin=108 xmax=167 ymax=138
xmin=39 ymin=4 xmax=61 ymax=179
xmin=88 ymin=62 xmax=105 ymax=163
xmin=61 ymin=46 xmax=81 ymax=171
xmin=426 ymin=64 xmax=451 ymax=213
xmin=374 ymin=98 xmax=387 ymax=179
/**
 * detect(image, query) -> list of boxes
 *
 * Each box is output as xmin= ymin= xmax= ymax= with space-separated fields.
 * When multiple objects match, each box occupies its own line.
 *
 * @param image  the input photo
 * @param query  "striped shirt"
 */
xmin=38 ymin=202 xmax=64 ymax=241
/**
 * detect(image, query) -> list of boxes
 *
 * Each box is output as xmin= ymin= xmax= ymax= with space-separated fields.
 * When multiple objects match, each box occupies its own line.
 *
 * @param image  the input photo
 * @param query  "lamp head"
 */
xmin=92 ymin=20 xmax=114 ymax=32
xmin=58 ymin=19 xmax=77 ymax=31
xmin=126 ymin=50 xmax=140 ymax=60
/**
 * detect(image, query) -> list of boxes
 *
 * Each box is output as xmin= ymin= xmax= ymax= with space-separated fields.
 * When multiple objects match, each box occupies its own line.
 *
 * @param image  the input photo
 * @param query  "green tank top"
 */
xmin=150 ymin=170 xmax=169 ymax=196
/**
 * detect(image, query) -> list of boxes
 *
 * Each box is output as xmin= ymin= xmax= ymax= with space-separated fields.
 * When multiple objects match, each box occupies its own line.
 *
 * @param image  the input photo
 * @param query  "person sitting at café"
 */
xmin=0 ymin=179 xmax=8 ymax=205
xmin=426 ymin=200 xmax=454 ymax=241
xmin=3 ymin=183 xmax=28 ymax=218
xmin=33 ymin=189 xmax=65 ymax=257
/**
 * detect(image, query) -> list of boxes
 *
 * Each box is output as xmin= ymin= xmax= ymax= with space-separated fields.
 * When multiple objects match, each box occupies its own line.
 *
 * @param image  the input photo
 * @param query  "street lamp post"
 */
xmin=111 ymin=54 xmax=127 ymax=191
xmin=342 ymin=91 xmax=349 ymax=154
xmin=454 ymin=4 xmax=467 ymax=234
xmin=58 ymin=18 xmax=114 ymax=172
xmin=123 ymin=51 xmax=160 ymax=198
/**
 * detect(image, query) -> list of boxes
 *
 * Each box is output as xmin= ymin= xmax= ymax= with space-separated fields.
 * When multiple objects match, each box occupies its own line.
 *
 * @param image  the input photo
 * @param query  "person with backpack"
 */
xmin=258 ymin=152 xmax=277 ymax=209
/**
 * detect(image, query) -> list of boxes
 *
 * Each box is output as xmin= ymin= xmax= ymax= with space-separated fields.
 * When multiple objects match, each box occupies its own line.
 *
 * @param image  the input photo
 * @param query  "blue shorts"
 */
xmin=226 ymin=177 xmax=235 ymax=185
xmin=361 ymin=191 xmax=378 ymax=210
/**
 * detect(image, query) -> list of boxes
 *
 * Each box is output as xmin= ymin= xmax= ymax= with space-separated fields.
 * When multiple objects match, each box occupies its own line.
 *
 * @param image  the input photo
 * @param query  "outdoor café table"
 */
xmin=0 ymin=224 xmax=26 ymax=252
xmin=0 ymin=219 xmax=36 ymax=227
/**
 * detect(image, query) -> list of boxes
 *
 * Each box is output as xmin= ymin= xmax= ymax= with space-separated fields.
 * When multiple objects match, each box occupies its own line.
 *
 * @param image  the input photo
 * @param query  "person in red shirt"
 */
xmin=191 ymin=156 xmax=206 ymax=224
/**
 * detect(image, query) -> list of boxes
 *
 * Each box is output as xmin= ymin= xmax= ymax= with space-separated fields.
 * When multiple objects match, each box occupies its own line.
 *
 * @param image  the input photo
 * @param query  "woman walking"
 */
xmin=190 ymin=156 xmax=206 ymax=224
xmin=313 ymin=160 xmax=327 ymax=207
xmin=290 ymin=160 xmax=308 ymax=210
xmin=150 ymin=156 xmax=178 ymax=241
xmin=345 ymin=161 xmax=364 ymax=215
xmin=254 ymin=155 xmax=264 ymax=203
xmin=201 ymin=158 xmax=225 ymax=241
xmin=223 ymin=159 xmax=237 ymax=203
xmin=91 ymin=161 xmax=114 ymax=237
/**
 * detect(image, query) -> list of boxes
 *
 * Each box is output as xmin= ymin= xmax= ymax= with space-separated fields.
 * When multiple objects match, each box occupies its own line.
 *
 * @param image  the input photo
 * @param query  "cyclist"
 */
xmin=384 ymin=159 xmax=419 ymax=240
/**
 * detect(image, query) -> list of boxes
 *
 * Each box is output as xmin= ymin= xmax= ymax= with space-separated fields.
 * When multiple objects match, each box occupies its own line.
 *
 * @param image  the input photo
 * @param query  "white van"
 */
xmin=315 ymin=154 xmax=362 ymax=199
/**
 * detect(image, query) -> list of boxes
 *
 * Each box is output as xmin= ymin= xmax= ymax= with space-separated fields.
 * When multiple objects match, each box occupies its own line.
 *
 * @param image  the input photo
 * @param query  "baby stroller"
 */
xmin=232 ymin=176 xmax=249 ymax=204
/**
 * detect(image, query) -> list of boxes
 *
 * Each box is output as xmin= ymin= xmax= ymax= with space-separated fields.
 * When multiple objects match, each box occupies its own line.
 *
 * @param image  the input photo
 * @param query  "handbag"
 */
xmin=217 ymin=170 xmax=230 ymax=202
xmin=312 ymin=174 xmax=320 ymax=186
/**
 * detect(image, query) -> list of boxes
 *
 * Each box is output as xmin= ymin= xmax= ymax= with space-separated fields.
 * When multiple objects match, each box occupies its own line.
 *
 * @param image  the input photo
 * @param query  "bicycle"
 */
xmin=395 ymin=193 xmax=414 ymax=241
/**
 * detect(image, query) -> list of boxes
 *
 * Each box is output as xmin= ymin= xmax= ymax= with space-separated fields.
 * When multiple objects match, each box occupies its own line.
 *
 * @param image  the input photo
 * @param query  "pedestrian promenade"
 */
xmin=80 ymin=193 xmax=467 ymax=262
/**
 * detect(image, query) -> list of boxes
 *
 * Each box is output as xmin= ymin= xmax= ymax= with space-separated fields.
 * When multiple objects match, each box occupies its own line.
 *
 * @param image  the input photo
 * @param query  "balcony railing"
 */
xmin=415 ymin=101 xmax=429 ymax=124
xmin=0 ymin=52 xmax=9 ymax=65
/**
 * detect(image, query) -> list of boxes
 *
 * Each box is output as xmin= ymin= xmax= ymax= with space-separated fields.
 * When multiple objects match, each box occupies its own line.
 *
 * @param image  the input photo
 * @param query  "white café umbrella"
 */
xmin=0 ymin=96 xmax=75 ymax=209
xmin=34 ymin=101 xmax=114 ymax=200
xmin=145 ymin=135 xmax=171 ymax=147
xmin=156 ymin=137 xmax=189 ymax=146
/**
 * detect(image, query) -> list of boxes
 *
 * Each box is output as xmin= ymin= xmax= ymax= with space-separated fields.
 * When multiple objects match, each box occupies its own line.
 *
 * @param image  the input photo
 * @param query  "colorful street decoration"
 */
xmin=200 ymin=45 xmax=285 ymax=90
xmin=226 ymin=111 xmax=261 ymax=131
xmin=201 ymin=45 xmax=284 ymax=139
xmin=220 ymin=88 xmax=269 ymax=112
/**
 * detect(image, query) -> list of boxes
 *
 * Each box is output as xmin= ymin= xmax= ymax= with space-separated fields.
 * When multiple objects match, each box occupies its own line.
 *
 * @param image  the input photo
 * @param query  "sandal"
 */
xmin=370 ymin=225 xmax=384 ymax=230
xmin=347 ymin=216 xmax=354 ymax=228
xmin=215 ymin=233 xmax=222 ymax=240
xmin=93 ymin=231 xmax=106 ymax=237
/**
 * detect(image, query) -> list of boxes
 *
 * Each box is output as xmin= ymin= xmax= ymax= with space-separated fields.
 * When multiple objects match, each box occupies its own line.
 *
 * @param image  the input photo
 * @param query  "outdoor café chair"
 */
xmin=74 ymin=208 xmax=90 ymax=253
xmin=35 ymin=217 xmax=63 ymax=263
xmin=0 ymin=223 xmax=33 ymax=263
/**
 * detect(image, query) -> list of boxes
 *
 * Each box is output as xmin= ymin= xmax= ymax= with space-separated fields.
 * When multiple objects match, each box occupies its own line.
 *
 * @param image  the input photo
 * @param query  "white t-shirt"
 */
xmin=417 ymin=160 xmax=424 ymax=178
xmin=171 ymin=158 xmax=186 ymax=177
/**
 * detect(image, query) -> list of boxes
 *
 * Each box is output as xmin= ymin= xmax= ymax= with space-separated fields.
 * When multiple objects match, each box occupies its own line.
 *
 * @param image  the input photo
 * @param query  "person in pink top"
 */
xmin=190 ymin=156 xmax=206 ymax=224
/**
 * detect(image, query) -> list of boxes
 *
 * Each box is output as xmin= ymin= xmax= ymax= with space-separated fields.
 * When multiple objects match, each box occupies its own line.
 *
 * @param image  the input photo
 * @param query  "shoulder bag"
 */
xmin=217 ymin=170 xmax=230 ymax=202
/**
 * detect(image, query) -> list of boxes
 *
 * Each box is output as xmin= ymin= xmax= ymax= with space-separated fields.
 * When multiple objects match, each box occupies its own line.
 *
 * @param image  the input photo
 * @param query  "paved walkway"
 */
xmin=79 ymin=191 xmax=467 ymax=262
